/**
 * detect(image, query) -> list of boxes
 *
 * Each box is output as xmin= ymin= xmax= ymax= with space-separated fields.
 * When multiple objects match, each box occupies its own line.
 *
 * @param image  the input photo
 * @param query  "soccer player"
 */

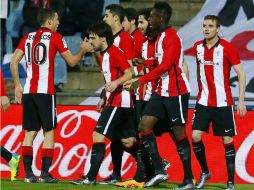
xmin=1 ymin=69 xmax=21 ymax=181
xmin=70 ymin=22 xmax=134 ymax=185
xmin=102 ymin=4 xmax=138 ymax=184
xmin=10 ymin=8 xmax=92 ymax=183
xmin=125 ymin=2 xmax=194 ymax=189
xmin=192 ymin=15 xmax=246 ymax=190
xmin=122 ymin=8 xmax=146 ymax=56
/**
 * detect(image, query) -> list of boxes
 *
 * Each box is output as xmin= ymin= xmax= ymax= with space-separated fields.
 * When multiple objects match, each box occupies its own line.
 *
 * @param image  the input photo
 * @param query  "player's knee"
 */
xmin=121 ymin=137 xmax=135 ymax=148
xmin=23 ymin=131 xmax=38 ymax=146
xmin=222 ymin=136 xmax=233 ymax=144
xmin=92 ymin=131 xmax=105 ymax=143
xmin=192 ymin=131 xmax=202 ymax=143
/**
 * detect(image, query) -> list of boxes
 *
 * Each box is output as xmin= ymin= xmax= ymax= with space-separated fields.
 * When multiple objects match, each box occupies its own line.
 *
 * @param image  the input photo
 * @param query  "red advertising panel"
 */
xmin=1 ymin=105 xmax=254 ymax=183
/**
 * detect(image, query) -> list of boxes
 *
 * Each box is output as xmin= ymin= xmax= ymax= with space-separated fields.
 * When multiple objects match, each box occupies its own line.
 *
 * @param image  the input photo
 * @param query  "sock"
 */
xmin=41 ymin=148 xmax=54 ymax=176
xmin=22 ymin=146 xmax=33 ymax=175
xmin=87 ymin=143 xmax=105 ymax=181
xmin=224 ymin=142 xmax=235 ymax=183
xmin=192 ymin=140 xmax=209 ymax=174
xmin=176 ymin=136 xmax=194 ymax=181
xmin=111 ymin=141 xmax=123 ymax=177
xmin=140 ymin=130 xmax=163 ymax=175
xmin=133 ymin=142 xmax=146 ymax=182
xmin=0 ymin=146 xmax=12 ymax=162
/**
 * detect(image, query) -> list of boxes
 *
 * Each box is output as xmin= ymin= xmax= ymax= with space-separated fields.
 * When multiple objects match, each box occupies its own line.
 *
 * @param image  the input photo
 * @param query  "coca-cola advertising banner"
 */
xmin=1 ymin=105 xmax=254 ymax=184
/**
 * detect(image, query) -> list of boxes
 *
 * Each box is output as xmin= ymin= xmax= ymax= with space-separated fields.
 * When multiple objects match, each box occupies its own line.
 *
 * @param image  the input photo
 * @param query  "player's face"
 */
xmin=138 ymin=15 xmax=148 ymax=35
xmin=89 ymin=33 xmax=102 ymax=52
xmin=149 ymin=9 xmax=162 ymax=31
xmin=103 ymin=10 xmax=115 ymax=27
xmin=122 ymin=16 xmax=131 ymax=33
xmin=203 ymin=19 xmax=219 ymax=40
xmin=51 ymin=13 xmax=60 ymax=32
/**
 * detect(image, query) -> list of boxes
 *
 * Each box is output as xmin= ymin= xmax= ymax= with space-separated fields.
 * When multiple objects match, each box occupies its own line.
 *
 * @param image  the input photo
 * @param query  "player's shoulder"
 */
xmin=219 ymin=38 xmax=234 ymax=48
xmin=194 ymin=40 xmax=203 ymax=47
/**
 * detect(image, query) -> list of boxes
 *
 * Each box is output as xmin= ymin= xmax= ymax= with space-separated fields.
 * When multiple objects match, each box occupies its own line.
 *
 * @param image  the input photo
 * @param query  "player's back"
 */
xmin=17 ymin=28 xmax=68 ymax=94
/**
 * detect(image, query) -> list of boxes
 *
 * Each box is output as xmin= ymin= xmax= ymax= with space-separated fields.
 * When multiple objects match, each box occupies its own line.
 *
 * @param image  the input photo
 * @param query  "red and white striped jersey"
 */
xmin=135 ymin=38 xmax=158 ymax=101
xmin=195 ymin=38 xmax=240 ymax=107
xmin=17 ymin=27 xmax=68 ymax=94
xmin=100 ymin=45 xmax=133 ymax=108
xmin=113 ymin=29 xmax=137 ymax=60
xmin=131 ymin=28 xmax=146 ymax=58
xmin=140 ymin=27 xmax=190 ymax=97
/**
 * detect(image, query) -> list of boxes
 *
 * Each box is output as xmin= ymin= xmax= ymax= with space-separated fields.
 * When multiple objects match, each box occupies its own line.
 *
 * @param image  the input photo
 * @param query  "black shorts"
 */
xmin=135 ymin=100 xmax=173 ymax=136
xmin=22 ymin=94 xmax=57 ymax=132
xmin=143 ymin=93 xmax=189 ymax=127
xmin=95 ymin=106 xmax=136 ymax=140
xmin=192 ymin=103 xmax=237 ymax=136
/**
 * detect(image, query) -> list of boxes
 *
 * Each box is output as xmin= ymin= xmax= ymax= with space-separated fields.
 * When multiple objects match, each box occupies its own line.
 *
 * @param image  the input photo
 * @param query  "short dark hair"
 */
xmin=204 ymin=15 xmax=221 ymax=27
xmin=124 ymin=8 xmax=138 ymax=26
xmin=88 ymin=22 xmax=113 ymax=46
xmin=138 ymin=8 xmax=151 ymax=21
xmin=105 ymin=4 xmax=125 ymax=23
xmin=153 ymin=2 xmax=172 ymax=23
xmin=37 ymin=8 xmax=56 ymax=25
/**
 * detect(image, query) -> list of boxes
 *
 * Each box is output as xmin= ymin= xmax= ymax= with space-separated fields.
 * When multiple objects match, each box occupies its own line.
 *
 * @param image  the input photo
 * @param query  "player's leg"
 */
xmin=0 ymin=146 xmax=20 ymax=181
xmin=166 ymin=94 xmax=194 ymax=190
xmin=213 ymin=106 xmax=236 ymax=190
xmin=36 ymin=94 xmax=58 ymax=183
xmin=22 ymin=94 xmax=39 ymax=183
xmin=139 ymin=94 xmax=168 ymax=187
xmin=192 ymin=104 xmax=211 ymax=188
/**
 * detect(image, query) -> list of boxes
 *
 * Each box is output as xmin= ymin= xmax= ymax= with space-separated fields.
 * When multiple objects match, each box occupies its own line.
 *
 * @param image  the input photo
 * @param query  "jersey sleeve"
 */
xmin=17 ymin=35 xmax=28 ymax=52
xmin=140 ymin=33 xmax=180 ymax=84
xmin=114 ymin=48 xmax=130 ymax=72
xmin=54 ymin=33 xmax=69 ymax=53
xmin=0 ymin=69 xmax=6 ymax=96
xmin=227 ymin=43 xmax=240 ymax=65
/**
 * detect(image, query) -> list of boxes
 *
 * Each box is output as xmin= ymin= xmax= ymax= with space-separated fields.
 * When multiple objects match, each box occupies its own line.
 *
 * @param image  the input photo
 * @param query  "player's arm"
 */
xmin=0 ymin=70 xmax=10 ymax=112
xmin=60 ymin=39 xmax=93 ymax=67
xmin=105 ymin=68 xmax=133 ymax=92
xmin=139 ymin=35 xmax=179 ymax=85
xmin=233 ymin=64 xmax=247 ymax=118
xmin=10 ymin=49 xmax=25 ymax=104
xmin=183 ymin=58 xmax=189 ymax=81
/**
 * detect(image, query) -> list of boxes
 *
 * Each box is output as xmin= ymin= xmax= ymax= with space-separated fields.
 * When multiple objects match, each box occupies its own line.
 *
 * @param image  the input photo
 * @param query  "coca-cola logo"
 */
xmin=1 ymin=106 xmax=253 ymax=183
xmin=0 ymin=108 xmax=135 ymax=179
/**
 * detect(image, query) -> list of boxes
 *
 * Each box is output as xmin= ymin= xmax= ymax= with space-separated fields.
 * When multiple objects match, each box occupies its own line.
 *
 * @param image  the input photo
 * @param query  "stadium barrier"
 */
xmin=1 ymin=105 xmax=253 ymax=183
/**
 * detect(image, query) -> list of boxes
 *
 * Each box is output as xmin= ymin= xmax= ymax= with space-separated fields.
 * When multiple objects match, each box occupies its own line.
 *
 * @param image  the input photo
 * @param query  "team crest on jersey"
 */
xmin=62 ymin=38 xmax=67 ymax=48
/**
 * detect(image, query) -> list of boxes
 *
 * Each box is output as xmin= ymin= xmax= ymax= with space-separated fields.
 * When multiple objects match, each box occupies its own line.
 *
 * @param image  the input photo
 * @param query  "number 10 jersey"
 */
xmin=17 ymin=27 xmax=68 ymax=94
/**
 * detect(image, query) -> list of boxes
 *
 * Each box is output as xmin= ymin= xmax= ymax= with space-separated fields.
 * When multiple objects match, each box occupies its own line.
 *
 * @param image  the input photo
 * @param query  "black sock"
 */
xmin=193 ymin=141 xmax=209 ymax=174
xmin=133 ymin=143 xmax=146 ymax=182
xmin=87 ymin=143 xmax=105 ymax=181
xmin=111 ymin=141 xmax=123 ymax=177
xmin=0 ymin=146 xmax=12 ymax=162
xmin=177 ymin=137 xmax=194 ymax=181
xmin=23 ymin=156 xmax=33 ymax=174
xmin=141 ymin=131 xmax=163 ymax=175
xmin=41 ymin=148 xmax=54 ymax=176
xmin=224 ymin=143 xmax=235 ymax=183
xmin=41 ymin=157 xmax=52 ymax=176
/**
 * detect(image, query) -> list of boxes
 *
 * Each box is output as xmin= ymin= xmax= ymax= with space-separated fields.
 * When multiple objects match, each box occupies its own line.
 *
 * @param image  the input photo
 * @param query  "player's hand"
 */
xmin=97 ymin=98 xmax=105 ymax=113
xmin=105 ymin=81 xmax=118 ymax=92
xmin=132 ymin=58 xmax=146 ymax=66
xmin=80 ymin=38 xmax=94 ymax=53
xmin=14 ymin=85 xmax=23 ymax=104
xmin=1 ymin=96 xmax=10 ymax=112
xmin=237 ymin=100 xmax=247 ymax=118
